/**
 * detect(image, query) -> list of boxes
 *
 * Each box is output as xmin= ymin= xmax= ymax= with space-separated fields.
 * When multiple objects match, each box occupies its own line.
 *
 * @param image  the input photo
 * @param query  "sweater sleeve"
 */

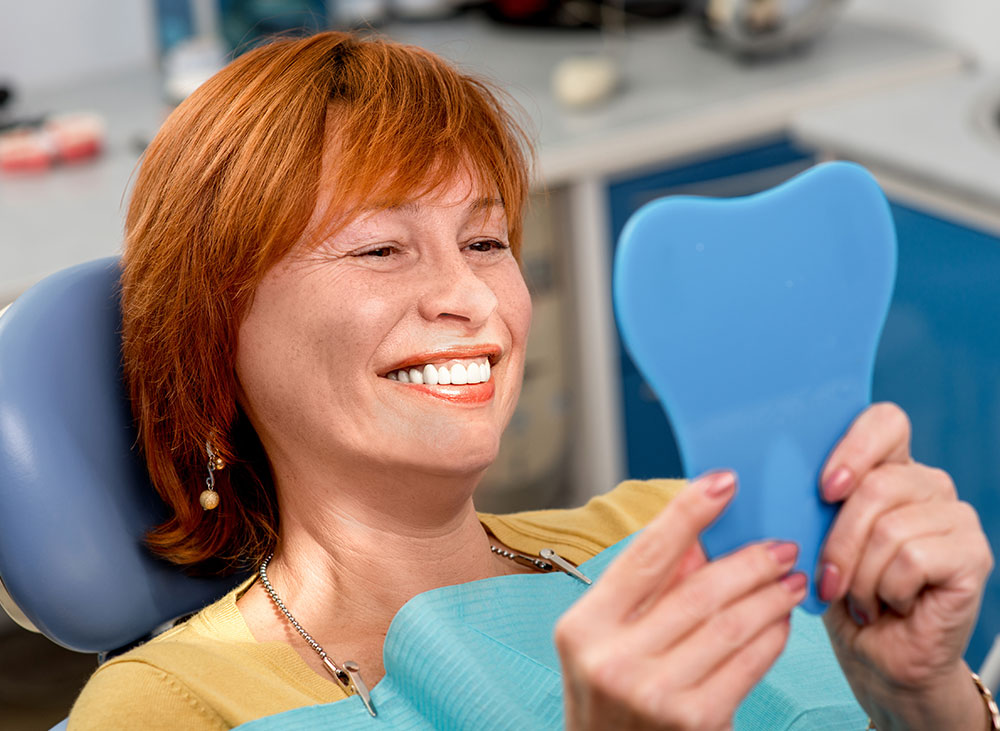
xmin=69 ymin=660 xmax=229 ymax=731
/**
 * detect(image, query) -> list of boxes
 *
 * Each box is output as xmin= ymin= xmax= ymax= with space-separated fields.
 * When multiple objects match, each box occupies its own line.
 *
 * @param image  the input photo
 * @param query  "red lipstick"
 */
xmin=408 ymin=381 xmax=495 ymax=404
xmin=382 ymin=345 xmax=501 ymax=375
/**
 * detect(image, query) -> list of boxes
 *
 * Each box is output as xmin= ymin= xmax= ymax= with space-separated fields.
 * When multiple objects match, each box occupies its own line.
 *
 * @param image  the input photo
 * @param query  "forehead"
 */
xmin=319 ymin=108 xmax=500 ymax=197
xmin=315 ymin=165 xmax=503 ymax=235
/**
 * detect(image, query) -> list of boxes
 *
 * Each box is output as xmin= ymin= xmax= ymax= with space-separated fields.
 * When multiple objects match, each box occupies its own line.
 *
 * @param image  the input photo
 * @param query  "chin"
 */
xmin=403 ymin=440 xmax=501 ymax=478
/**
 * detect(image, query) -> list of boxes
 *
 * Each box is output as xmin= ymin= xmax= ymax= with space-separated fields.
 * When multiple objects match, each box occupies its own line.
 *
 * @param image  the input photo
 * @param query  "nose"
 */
xmin=417 ymin=248 xmax=499 ymax=329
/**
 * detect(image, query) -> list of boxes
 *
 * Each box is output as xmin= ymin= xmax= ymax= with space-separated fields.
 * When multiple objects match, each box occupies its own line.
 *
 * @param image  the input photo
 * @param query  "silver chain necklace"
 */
xmin=258 ymin=545 xmax=590 ymax=719
xmin=489 ymin=544 xmax=593 ymax=585
xmin=258 ymin=554 xmax=377 ymax=717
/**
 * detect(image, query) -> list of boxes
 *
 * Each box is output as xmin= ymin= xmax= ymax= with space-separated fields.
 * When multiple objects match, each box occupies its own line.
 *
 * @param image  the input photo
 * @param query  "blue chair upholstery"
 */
xmin=0 ymin=257 xmax=243 ymax=656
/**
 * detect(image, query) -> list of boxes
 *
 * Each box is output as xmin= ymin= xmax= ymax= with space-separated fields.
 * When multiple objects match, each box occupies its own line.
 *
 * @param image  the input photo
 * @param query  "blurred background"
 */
xmin=2 ymin=0 xmax=1000 ymax=728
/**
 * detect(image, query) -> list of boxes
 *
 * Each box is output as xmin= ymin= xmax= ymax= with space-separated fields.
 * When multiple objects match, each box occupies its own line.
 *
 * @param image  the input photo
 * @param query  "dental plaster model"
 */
xmin=551 ymin=55 xmax=620 ymax=109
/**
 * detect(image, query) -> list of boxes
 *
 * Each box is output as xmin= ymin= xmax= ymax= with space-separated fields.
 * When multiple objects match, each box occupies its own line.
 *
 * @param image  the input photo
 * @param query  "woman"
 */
xmin=69 ymin=31 xmax=994 ymax=730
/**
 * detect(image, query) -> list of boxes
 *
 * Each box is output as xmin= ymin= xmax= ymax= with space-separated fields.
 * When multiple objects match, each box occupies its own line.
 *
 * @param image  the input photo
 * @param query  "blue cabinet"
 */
xmin=608 ymin=143 xmax=1000 ymax=667
xmin=874 ymin=202 xmax=1000 ymax=668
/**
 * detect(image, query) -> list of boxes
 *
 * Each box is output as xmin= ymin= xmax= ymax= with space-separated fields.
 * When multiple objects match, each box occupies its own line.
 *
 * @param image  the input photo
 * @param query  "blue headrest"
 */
xmin=0 ymin=258 xmax=242 ymax=653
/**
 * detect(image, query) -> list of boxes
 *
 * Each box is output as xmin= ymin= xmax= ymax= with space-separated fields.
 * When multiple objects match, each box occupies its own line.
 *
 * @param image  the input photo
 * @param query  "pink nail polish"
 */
xmin=781 ymin=572 xmax=807 ymax=593
xmin=818 ymin=562 xmax=840 ymax=602
xmin=703 ymin=471 xmax=736 ymax=498
xmin=822 ymin=467 xmax=853 ymax=502
xmin=847 ymin=596 xmax=870 ymax=627
xmin=768 ymin=541 xmax=799 ymax=567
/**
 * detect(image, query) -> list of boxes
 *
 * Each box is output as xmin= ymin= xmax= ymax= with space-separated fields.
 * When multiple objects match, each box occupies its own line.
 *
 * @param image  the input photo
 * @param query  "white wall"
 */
xmin=846 ymin=0 xmax=1000 ymax=69
xmin=0 ymin=0 xmax=155 ymax=91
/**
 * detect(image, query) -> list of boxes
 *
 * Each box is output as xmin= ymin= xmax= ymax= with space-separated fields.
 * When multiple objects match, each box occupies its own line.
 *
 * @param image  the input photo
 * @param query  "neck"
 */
xmin=239 ymin=459 xmax=522 ymax=683
xmin=273 ymin=479 xmax=508 ymax=617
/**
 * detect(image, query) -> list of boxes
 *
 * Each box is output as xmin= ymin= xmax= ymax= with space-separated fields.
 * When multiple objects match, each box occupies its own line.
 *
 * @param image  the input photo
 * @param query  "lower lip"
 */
xmin=398 ymin=380 xmax=495 ymax=404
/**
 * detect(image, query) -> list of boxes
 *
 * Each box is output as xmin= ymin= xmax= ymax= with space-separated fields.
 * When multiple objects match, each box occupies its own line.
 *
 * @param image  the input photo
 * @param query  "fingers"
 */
xmin=559 ymin=540 xmax=803 ymax=719
xmin=557 ymin=472 xmax=802 ymax=731
xmin=820 ymin=402 xmax=913 ymax=503
xmin=875 ymin=505 xmax=992 ymax=618
xmin=621 ymin=540 xmax=800 ymax=655
xmin=653 ymin=570 xmax=806 ymax=688
xmin=819 ymin=462 xmax=955 ymax=605
xmin=696 ymin=615 xmax=792 ymax=716
xmin=634 ymin=613 xmax=793 ymax=728
xmin=588 ymin=471 xmax=736 ymax=622
xmin=846 ymin=501 xmax=950 ymax=619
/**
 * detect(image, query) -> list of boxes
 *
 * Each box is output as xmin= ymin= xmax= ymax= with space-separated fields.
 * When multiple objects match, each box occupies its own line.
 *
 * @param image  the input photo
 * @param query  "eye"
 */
xmin=468 ymin=239 xmax=510 ymax=253
xmin=355 ymin=246 xmax=396 ymax=258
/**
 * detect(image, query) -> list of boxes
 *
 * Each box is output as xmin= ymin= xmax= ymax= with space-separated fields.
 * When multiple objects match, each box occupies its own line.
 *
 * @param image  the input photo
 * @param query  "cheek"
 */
xmin=511 ymin=296 xmax=532 ymax=358
xmin=498 ymin=266 xmax=533 ymax=345
xmin=236 ymin=267 xmax=397 ymax=419
xmin=494 ymin=268 xmax=532 ymax=428
xmin=350 ymin=281 xmax=405 ymax=339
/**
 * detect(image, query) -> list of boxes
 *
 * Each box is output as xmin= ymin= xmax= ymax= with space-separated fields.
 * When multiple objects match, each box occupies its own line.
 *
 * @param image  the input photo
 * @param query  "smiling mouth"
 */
xmin=379 ymin=352 xmax=498 ymax=404
xmin=385 ymin=357 xmax=491 ymax=386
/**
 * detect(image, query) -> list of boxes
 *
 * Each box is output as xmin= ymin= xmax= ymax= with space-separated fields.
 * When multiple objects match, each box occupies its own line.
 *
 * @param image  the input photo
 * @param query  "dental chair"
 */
xmin=0 ymin=257 xmax=246 ymax=730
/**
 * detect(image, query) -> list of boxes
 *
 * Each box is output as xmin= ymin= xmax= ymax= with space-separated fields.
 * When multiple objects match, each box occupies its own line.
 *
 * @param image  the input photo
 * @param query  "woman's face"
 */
xmin=236 ymin=170 xmax=532 ymax=484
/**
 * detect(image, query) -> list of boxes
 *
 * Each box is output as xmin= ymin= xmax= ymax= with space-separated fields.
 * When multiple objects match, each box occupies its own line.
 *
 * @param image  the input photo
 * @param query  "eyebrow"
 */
xmin=468 ymin=197 xmax=504 ymax=211
xmin=366 ymin=197 xmax=505 ymax=213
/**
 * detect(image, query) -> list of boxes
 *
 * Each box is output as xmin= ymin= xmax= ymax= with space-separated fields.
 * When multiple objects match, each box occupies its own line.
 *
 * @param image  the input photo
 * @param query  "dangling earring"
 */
xmin=200 ymin=441 xmax=225 ymax=510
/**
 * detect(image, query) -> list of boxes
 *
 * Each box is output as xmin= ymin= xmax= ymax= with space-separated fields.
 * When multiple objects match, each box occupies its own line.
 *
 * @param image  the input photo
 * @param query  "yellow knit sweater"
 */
xmin=68 ymin=479 xmax=684 ymax=730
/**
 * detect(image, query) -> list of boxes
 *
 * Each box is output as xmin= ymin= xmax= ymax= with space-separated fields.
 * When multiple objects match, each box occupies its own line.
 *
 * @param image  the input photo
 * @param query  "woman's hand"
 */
xmin=818 ymin=402 xmax=994 ymax=730
xmin=555 ymin=471 xmax=807 ymax=730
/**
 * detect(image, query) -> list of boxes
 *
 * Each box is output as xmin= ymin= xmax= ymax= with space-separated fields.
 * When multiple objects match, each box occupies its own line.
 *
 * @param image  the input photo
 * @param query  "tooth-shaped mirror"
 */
xmin=613 ymin=162 xmax=897 ymax=612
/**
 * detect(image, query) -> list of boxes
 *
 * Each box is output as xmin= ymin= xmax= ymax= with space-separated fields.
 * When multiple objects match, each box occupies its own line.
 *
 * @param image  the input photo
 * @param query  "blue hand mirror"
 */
xmin=613 ymin=161 xmax=897 ymax=612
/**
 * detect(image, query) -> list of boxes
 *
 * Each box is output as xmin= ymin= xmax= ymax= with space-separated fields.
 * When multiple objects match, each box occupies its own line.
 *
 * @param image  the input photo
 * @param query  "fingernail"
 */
xmin=818 ymin=562 xmax=841 ymax=602
xmin=781 ymin=572 xmax=807 ymax=594
xmin=822 ymin=467 xmax=853 ymax=502
xmin=847 ymin=596 xmax=870 ymax=627
xmin=768 ymin=541 xmax=799 ymax=568
xmin=703 ymin=471 xmax=736 ymax=498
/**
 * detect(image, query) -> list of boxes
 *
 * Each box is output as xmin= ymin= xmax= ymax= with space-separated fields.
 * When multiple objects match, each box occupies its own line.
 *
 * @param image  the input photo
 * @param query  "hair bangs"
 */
xmin=313 ymin=42 xmax=532 ymax=259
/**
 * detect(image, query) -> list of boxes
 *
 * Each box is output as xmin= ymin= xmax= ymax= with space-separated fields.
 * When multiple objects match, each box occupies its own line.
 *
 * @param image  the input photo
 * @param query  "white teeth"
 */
xmin=385 ymin=358 xmax=492 ymax=385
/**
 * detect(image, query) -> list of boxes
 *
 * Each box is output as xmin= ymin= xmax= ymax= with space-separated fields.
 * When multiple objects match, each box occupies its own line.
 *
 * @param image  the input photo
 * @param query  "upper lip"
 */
xmin=380 ymin=345 xmax=502 ymax=376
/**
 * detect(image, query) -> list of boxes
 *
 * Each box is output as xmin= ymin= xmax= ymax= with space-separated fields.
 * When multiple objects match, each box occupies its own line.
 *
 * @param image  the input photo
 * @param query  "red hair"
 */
xmin=121 ymin=31 xmax=533 ymax=574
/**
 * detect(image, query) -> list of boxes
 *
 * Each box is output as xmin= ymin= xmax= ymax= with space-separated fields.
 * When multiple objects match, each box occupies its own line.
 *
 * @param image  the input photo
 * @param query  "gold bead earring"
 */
xmin=200 ymin=441 xmax=224 ymax=510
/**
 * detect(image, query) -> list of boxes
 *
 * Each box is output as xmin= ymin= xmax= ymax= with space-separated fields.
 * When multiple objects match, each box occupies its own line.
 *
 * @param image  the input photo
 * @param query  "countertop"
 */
xmin=791 ymin=71 xmax=1000 ymax=211
xmin=0 ymin=15 xmax=964 ymax=303
xmin=391 ymin=17 xmax=965 ymax=183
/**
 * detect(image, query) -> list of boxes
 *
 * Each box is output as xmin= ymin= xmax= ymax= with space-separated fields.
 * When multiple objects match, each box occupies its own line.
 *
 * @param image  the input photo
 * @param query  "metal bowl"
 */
xmin=697 ymin=0 xmax=848 ymax=58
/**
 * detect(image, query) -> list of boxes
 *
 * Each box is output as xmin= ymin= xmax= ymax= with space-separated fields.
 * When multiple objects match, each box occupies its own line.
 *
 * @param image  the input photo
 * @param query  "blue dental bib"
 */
xmin=613 ymin=162 xmax=897 ymax=613
xmin=236 ymin=536 xmax=866 ymax=730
